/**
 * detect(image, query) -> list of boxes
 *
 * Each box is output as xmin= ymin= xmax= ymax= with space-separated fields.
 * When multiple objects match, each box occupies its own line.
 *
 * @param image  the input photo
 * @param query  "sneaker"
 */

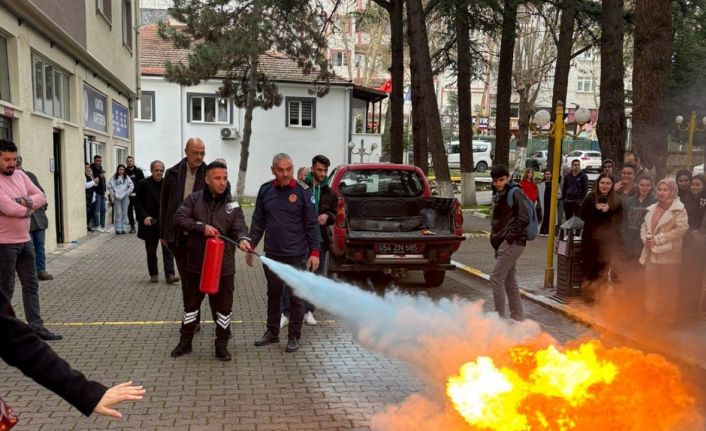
xmin=280 ymin=313 xmax=289 ymax=328
xmin=303 ymin=311 xmax=317 ymax=326
xmin=129 ymin=227 xmax=136 ymax=234
xmin=37 ymin=271 xmax=54 ymax=281
xmin=96 ymin=227 xmax=106 ymax=233
xmin=165 ymin=275 xmax=180 ymax=284
xmin=150 ymin=275 xmax=159 ymax=283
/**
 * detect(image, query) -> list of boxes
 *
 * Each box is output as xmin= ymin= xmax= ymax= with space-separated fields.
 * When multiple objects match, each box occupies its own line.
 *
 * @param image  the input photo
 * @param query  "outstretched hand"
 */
xmin=93 ymin=381 xmax=145 ymax=418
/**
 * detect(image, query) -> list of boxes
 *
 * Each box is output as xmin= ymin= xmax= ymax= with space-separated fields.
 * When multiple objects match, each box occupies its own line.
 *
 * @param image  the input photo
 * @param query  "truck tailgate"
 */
xmin=347 ymin=230 xmax=465 ymax=242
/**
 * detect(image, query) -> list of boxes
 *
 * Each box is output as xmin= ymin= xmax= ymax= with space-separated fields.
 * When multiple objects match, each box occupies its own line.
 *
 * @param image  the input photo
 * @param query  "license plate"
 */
xmin=376 ymin=243 xmax=420 ymax=254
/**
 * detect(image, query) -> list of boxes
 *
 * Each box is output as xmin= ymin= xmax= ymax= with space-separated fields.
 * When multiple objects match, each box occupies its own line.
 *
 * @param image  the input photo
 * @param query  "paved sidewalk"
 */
xmin=454 ymin=212 xmax=706 ymax=372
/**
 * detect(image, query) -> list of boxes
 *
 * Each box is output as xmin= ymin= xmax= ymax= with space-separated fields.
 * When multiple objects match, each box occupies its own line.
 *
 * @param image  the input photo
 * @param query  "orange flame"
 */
xmin=446 ymin=340 xmax=700 ymax=431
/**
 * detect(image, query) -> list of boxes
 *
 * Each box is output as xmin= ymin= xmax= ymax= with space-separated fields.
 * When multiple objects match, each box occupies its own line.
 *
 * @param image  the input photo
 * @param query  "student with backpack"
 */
xmin=489 ymin=165 xmax=532 ymax=322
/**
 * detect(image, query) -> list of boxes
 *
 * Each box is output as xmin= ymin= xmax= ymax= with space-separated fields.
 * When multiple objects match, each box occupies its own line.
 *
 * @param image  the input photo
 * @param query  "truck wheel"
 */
xmin=475 ymin=161 xmax=488 ymax=173
xmin=423 ymin=270 xmax=445 ymax=287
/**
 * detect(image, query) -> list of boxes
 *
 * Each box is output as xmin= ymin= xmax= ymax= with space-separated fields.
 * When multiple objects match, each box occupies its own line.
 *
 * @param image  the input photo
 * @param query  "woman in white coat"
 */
xmin=640 ymin=177 xmax=689 ymax=323
xmin=107 ymin=164 xmax=134 ymax=235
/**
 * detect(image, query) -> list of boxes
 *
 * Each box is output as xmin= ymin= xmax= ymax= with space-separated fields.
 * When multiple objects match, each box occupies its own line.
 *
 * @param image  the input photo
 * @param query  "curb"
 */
xmin=451 ymin=259 xmax=706 ymax=372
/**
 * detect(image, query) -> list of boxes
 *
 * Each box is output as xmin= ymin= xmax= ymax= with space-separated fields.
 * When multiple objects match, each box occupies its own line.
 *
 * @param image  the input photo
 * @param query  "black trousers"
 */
xmin=563 ymin=201 xmax=582 ymax=220
xmin=127 ymin=196 xmax=137 ymax=228
xmin=264 ymin=255 xmax=306 ymax=339
xmin=180 ymin=272 xmax=235 ymax=340
xmin=144 ymin=237 xmax=175 ymax=277
xmin=0 ymin=242 xmax=44 ymax=329
xmin=174 ymin=242 xmax=188 ymax=282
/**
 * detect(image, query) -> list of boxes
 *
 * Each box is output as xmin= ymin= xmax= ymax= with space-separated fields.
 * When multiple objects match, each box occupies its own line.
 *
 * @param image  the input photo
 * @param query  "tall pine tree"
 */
xmin=158 ymin=0 xmax=332 ymax=199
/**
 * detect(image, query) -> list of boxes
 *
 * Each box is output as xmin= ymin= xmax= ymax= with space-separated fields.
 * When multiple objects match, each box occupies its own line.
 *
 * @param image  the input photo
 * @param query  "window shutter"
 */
xmin=301 ymin=101 xmax=313 ymax=127
xmin=289 ymin=100 xmax=300 ymax=126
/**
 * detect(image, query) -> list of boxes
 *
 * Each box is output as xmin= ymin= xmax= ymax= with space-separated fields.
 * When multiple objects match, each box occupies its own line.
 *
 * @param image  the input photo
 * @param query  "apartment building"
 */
xmin=0 ymin=0 xmax=139 ymax=250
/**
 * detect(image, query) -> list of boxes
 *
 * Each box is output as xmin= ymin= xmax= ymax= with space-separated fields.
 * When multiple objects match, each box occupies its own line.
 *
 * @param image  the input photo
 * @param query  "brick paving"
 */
xmin=1 ymin=220 xmax=589 ymax=430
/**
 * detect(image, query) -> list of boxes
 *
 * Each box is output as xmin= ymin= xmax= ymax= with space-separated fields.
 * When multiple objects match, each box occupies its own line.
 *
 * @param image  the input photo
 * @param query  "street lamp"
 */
xmin=675 ymin=112 xmax=706 ymax=171
xmin=531 ymin=101 xmax=589 ymax=289
xmin=348 ymin=139 xmax=378 ymax=164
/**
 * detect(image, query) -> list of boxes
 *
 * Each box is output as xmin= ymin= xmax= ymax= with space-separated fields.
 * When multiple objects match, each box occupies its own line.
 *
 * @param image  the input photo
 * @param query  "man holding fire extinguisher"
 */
xmin=171 ymin=161 xmax=250 ymax=361
xmin=240 ymin=153 xmax=321 ymax=353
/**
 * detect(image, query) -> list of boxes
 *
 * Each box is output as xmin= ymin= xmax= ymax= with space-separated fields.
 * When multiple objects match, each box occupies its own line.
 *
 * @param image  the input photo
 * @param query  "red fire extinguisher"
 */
xmin=200 ymin=237 xmax=225 ymax=294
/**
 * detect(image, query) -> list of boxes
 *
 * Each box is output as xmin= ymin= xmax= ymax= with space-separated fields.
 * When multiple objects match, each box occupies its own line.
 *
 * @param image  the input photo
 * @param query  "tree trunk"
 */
xmin=456 ymin=0 xmax=477 ymax=206
xmin=409 ymin=41 xmax=428 ymax=174
xmin=236 ymin=55 xmax=258 ymax=201
xmin=596 ymin=0 xmax=626 ymax=166
xmin=633 ymin=0 xmax=671 ymax=177
xmin=389 ymin=0 xmax=404 ymax=164
xmin=494 ymin=0 xmax=519 ymax=168
xmin=406 ymin=0 xmax=452 ymax=197
xmin=516 ymin=92 xmax=530 ymax=172
xmin=546 ymin=0 xmax=576 ymax=170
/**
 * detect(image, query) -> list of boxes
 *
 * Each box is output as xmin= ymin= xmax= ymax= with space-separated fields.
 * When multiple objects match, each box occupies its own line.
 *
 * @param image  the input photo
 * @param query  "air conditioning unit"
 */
xmin=220 ymin=127 xmax=239 ymax=140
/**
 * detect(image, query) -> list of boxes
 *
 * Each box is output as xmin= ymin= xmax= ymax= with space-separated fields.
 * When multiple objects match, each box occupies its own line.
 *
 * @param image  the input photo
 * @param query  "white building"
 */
xmin=0 ymin=0 xmax=138 ymax=250
xmin=135 ymin=24 xmax=386 ymax=197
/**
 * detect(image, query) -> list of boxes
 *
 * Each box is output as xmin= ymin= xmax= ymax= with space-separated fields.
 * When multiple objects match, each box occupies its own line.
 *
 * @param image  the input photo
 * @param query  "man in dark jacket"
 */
xmin=171 ymin=161 xmax=250 ymax=361
xmin=16 ymin=157 xmax=53 ymax=281
xmin=90 ymin=155 xmax=107 ymax=232
xmin=125 ymin=156 xmax=145 ymax=234
xmin=159 ymin=138 xmax=207 ymax=283
xmin=1 ymin=292 xmax=145 ymax=419
xmin=561 ymin=159 xmax=589 ymax=220
xmin=241 ymin=153 xmax=321 ymax=353
xmin=489 ymin=165 xmax=529 ymax=322
xmin=135 ymin=160 xmax=178 ymax=284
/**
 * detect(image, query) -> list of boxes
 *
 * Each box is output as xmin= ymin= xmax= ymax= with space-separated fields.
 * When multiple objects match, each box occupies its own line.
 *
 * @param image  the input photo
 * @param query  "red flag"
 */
xmin=379 ymin=79 xmax=391 ymax=93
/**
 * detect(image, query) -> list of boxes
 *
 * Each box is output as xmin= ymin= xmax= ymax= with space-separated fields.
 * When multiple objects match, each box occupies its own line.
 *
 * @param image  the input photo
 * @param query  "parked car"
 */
xmin=526 ymin=150 xmax=548 ymax=171
xmin=446 ymin=140 xmax=493 ymax=172
xmin=693 ymin=164 xmax=704 ymax=176
xmin=562 ymin=150 xmax=602 ymax=171
xmin=327 ymin=163 xmax=466 ymax=286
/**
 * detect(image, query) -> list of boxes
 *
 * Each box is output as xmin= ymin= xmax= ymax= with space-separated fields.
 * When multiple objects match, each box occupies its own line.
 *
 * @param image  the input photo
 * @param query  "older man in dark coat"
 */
xmin=16 ymin=157 xmax=53 ymax=281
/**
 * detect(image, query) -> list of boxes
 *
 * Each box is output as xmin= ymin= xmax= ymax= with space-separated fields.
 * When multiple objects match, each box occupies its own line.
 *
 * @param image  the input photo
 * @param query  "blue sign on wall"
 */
xmin=83 ymin=84 xmax=107 ymax=132
xmin=112 ymin=101 xmax=129 ymax=139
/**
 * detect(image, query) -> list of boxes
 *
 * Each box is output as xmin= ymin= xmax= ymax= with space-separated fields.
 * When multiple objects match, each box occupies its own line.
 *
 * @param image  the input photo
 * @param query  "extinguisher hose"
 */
xmin=217 ymin=233 xmax=261 ymax=257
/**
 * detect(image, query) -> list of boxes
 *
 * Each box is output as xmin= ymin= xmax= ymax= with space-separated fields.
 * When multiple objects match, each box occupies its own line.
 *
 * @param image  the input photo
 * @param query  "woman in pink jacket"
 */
xmin=640 ymin=178 xmax=689 ymax=323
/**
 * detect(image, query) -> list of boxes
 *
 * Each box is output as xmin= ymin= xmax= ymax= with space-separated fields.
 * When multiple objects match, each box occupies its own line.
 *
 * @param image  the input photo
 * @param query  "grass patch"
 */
xmin=464 ymin=204 xmax=491 ymax=215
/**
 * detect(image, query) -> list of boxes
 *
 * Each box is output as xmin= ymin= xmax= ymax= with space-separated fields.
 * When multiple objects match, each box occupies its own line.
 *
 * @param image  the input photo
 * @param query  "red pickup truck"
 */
xmin=326 ymin=163 xmax=465 ymax=286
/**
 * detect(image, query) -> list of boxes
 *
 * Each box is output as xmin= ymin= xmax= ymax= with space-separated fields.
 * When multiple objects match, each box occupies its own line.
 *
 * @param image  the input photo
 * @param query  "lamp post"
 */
xmin=675 ymin=112 xmax=706 ymax=171
xmin=531 ymin=101 xmax=590 ymax=289
xmin=348 ymin=139 xmax=378 ymax=163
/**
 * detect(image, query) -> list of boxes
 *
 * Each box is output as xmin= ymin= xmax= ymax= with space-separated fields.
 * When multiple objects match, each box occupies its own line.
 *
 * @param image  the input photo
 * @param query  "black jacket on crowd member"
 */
xmin=159 ymin=158 xmax=206 ymax=244
xmin=684 ymin=191 xmax=706 ymax=230
xmin=562 ymin=171 xmax=589 ymax=203
xmin=580 ymin=192 xmax=623 ymax=281
xmin=0 ymin=292 xmax=107 ymax=416
xmin=304 ymin=180 xmax=337 ymax=245
xmin=135 ymin=177 xmax=164 ymax=240
xmin=126 ymin=166 xmax=145 ymax=194
xmin=490 ymin=183 xmax=530 ymax=250
xmin=89 ymin=163 xmax=106 ymax=194
xmin=173 ymin=189 xmax=249 ymax=275
xmin=24 ymin=171 xmax=49 ymax=232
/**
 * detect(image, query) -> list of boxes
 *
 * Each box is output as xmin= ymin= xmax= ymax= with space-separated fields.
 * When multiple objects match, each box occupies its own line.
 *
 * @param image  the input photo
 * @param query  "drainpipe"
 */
xmin=133 ymin=0 xmax=140 ymax=156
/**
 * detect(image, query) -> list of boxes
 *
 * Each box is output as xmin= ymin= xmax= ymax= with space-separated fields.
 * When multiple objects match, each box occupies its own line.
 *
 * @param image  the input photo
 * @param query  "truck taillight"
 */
xmin=452 ymin=199 xmax=463 ymax=229
xmin=336 ymin=197 xmax=346 ymax=228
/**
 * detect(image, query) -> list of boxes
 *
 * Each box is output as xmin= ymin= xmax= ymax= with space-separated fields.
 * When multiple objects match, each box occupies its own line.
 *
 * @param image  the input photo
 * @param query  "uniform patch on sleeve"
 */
xmin=311 ymin=196 xmax=315 ymax=204
xmin=226 ymin=201 xmax=240 ymax=214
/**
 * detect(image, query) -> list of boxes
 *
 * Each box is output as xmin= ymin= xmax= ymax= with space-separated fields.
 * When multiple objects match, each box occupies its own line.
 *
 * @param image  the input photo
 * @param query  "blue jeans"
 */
xmin=114 ymin=196 xmax=129 ymax=233
xmin=93 ymin=194 xmax=106 ymax=228
xmin=30 ymin=229 xmax=47 ymax=272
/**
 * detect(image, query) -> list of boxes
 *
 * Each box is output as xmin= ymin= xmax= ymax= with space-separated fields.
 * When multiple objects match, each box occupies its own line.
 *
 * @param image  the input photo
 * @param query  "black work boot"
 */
xmin=285 ymin=337 xmax=300 ymax=353
xmin=170 ymin=335 xmax=193 ymax=358
xmin=215 ymin=339 xmax=232 ymax=361
xmin=254 ymin=330 xmax=279 ymax=346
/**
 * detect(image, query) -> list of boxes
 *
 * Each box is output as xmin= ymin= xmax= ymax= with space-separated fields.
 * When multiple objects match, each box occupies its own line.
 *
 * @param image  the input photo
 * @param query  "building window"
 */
xmin=332 ymin=51 xmax=348 ymax=67
xmin=0 ymin=36 xmax=10 ymax=103
xmin=354 ymin=54 xmax=364 ymax=68
xmin=286 ymin=97 xmax=316 ymax=128
xmin=188 ymin=94 xmax=230 ymax=124
xmin=97 ymin=0 xmax=112 ymax=23
xmin=122 ymin=0 xmax=132 ymax=49
xmin=577 ymin=75 xmax=596 ymax=93
xmin=32 ymin=55 xmax=70 ymax=120
xmin=134 ymin=91 xmax=154 ymax=121
xmin=114 ymin=145 xmax=127 ymax=172
xmin=84 ymin=137 xmax=105 ymax=165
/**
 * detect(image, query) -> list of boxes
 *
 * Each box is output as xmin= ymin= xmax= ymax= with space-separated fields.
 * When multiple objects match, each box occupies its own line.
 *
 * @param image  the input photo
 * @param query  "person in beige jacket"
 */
xmin=640 ymin=177 xmax=689 ymax=323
